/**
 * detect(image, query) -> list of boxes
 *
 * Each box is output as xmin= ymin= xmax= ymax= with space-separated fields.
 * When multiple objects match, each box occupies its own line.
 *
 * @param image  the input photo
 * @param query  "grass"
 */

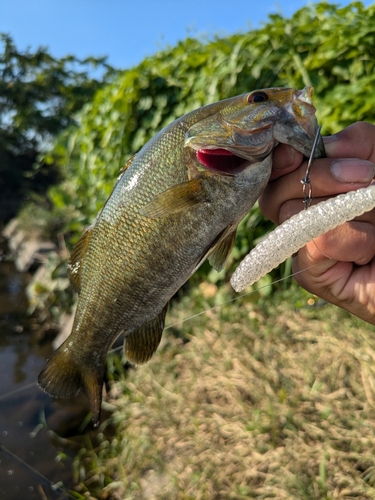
xmin=71 ymin=281 xmax=375 ymax=499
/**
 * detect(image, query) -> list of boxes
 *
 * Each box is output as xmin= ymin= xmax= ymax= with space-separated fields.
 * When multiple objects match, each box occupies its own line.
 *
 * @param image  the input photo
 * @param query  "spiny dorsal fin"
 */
xmin=38 ymin=339 xmax=105 ymax=427
xmin=120 ymin=154 xmax=136 ymax=173
xmin=208 ymin=227 xmax=237 ymax=272
xmin=67 ymin=225 xmax=93 ymax=293
xmin=124 ymin=303 xmax=169 ymax=365
xmin=140 ymin=178 xmax=209 ymax=218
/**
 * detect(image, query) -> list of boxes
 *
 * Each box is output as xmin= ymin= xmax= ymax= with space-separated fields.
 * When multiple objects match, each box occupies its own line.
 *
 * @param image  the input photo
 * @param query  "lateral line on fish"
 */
xmin=0 ymin=442 xmax=76 ymax=500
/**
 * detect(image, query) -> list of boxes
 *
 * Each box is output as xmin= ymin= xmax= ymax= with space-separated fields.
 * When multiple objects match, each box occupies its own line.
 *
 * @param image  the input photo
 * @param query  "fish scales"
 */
xmin=38 ymin=86 xmax=324 ymax=424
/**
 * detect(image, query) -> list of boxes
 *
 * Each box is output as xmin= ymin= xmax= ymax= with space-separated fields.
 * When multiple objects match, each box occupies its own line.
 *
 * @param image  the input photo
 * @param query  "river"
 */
xmin=0 ymin=237 xmax=86 ymax=500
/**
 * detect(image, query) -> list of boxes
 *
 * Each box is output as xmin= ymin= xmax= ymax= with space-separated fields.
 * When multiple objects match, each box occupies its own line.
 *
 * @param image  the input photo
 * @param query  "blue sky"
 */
xmin=0 ymin=0 xmax=373 ymax=70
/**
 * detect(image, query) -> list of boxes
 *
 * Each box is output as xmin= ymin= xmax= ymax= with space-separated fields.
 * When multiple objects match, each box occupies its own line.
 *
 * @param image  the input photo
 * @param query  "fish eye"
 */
xmin=247 ymin=91 xmax=268 ymax=104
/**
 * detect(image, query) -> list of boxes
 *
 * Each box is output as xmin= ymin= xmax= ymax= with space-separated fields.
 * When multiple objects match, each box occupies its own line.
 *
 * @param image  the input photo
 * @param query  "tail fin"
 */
xmin=38 ymin=343 xmax=104 ymax=427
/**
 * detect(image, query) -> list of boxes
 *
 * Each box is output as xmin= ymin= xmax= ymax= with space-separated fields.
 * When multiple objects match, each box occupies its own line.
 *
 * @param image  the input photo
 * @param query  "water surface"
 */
xmin=0 ymin=239 xmax=77 ymax=500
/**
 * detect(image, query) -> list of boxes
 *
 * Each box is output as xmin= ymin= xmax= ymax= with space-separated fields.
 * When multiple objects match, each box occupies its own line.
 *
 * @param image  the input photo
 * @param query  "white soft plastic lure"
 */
xmin=230 ymin=184 xmax=375 ymax=292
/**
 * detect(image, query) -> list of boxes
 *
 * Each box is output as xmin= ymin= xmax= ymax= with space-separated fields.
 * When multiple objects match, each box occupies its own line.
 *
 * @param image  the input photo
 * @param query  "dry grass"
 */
xmin=74 ymin=284 xmax=375 ymax=499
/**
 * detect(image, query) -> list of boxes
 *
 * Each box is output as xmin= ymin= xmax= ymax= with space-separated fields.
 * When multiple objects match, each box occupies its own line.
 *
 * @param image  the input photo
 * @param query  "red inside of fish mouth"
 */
xmin=196 ymin=148 xmax=246 ymax=174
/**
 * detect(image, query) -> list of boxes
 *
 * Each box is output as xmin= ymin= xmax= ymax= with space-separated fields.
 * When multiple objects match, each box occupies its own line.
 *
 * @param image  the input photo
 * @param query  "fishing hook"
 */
xmin=301 ymin=124 xmax=322 ymax=209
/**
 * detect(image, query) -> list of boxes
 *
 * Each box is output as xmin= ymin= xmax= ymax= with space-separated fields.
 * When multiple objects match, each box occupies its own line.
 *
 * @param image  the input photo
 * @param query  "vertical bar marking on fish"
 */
xmin=230 ymin=185 xmax=375 ymax=292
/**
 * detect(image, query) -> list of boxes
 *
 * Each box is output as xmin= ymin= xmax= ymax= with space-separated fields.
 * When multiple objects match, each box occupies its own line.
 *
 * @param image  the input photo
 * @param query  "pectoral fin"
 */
xmin=67 ymin=225 xmax=94 ymax=293
xmin=124 ymin=303 xmax=169 ymax=364
xmin=140 ymin=178 xmax=209 ymax=218
xmin=208 ymin=227 xmax=237 ymax=272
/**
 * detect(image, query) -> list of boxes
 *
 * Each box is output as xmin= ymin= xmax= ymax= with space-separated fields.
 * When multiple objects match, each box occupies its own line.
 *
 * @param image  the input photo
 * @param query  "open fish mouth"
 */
xmin=196 ymin=148 xmax=250 ymax=175
xmin=185 ymin=86 xmax=325 ymax=174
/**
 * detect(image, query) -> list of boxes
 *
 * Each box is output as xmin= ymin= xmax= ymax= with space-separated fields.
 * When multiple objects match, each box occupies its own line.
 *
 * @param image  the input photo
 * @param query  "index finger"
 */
xmin=324 ymin=122 xmax=375 ymax=162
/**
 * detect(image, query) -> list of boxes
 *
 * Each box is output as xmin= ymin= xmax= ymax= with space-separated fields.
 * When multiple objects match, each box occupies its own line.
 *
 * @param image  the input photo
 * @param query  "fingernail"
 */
xmin=323 ymin=135 xmax=340 ymax=156
xmin=323 ymin=134 xmax=339 ymax=144
xmin=331 ymin=159 xmax=375 ymax=183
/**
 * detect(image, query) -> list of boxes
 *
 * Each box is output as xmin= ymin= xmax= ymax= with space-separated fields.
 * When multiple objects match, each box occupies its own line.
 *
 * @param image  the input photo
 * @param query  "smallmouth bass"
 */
xmin=38 ymin=86 xmax=325 ymax=425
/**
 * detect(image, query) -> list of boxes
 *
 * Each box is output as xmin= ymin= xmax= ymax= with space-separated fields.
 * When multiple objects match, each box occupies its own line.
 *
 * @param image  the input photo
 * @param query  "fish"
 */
xmin=38 ymin=86 xmax=325 ymax=425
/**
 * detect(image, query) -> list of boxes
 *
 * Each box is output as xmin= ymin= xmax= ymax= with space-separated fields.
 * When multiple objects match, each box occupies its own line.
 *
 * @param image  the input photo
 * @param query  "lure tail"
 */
xmin=38 ymin=341 xmax=105 ymax=427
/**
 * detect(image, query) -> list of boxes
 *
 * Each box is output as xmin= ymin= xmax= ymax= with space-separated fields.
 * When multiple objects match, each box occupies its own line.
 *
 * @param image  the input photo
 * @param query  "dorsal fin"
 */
xmin=120 ymin=154 xmax=136 ymax=173
xmin=124 ymin=303 xmax=169 ymax=365
xmin=67 ymin=225 xmax=93 ymax=293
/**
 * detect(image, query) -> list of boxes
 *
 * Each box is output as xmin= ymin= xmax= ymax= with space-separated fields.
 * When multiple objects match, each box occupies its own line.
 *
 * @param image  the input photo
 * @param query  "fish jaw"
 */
xmin=274 ymin=85 xmax=325 ymax=158
xmin=184 ymin=86 xmax=324 ymax=175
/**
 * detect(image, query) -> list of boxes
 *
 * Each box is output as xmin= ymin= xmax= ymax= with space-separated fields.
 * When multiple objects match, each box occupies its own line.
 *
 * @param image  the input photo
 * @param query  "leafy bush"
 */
xmin=0 ymin=34 xmax=117 ymax=223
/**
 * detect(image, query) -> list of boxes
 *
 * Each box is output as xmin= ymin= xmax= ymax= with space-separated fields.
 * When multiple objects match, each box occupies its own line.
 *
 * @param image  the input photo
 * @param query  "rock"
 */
xmin=2 ymin=218 xmax=57 ymax=272
xmin=2 ymin=218 xmax=19 ymax=240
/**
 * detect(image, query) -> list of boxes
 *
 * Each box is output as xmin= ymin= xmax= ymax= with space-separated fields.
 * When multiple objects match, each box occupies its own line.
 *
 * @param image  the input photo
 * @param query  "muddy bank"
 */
xmin=0 ymin=225 xmax=92 ymax=499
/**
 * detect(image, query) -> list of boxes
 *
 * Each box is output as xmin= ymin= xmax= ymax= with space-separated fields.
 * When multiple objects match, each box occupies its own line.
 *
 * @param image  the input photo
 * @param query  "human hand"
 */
xmin=259 ymin=122 xmax=375 ymax=324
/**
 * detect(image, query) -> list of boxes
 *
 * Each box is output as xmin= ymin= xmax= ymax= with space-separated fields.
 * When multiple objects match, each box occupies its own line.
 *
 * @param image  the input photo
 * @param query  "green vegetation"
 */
xmin=71 ymin=284 xmax=375 ymax=499
xmin=25 ymin=1 xmax=375 ymax=318
xmin=45 ymin=0 xmax=375 ymax=232
xmin=0 ymin=33 xmax=116 ymax=223
xmin=11 ymin=1 xmax=375 ymax=497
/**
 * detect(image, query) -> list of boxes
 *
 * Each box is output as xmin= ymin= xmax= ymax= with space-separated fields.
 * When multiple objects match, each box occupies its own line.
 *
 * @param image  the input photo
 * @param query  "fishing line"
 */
xmin=108 ymin=263 xmax=319 ymax=355
xmin=0 ymin=262 xmax=320 ymax=496
xmin=0 ymin=263 xmax=319 ymax=400
xmin=0 ymin=443 xmax=76 ymax=500
xmin=0 ymin=123 xmax=330 ymax=494
xmin=0 ymin=129 xmax=324 ymax=404
xmin=0 ymin=382 xmax=38 ymax=402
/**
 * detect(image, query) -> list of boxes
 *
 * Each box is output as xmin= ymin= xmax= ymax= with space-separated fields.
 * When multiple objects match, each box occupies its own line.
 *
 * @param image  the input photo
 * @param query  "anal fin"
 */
xmin=124 ymin=303 xmax=169 ymax=364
